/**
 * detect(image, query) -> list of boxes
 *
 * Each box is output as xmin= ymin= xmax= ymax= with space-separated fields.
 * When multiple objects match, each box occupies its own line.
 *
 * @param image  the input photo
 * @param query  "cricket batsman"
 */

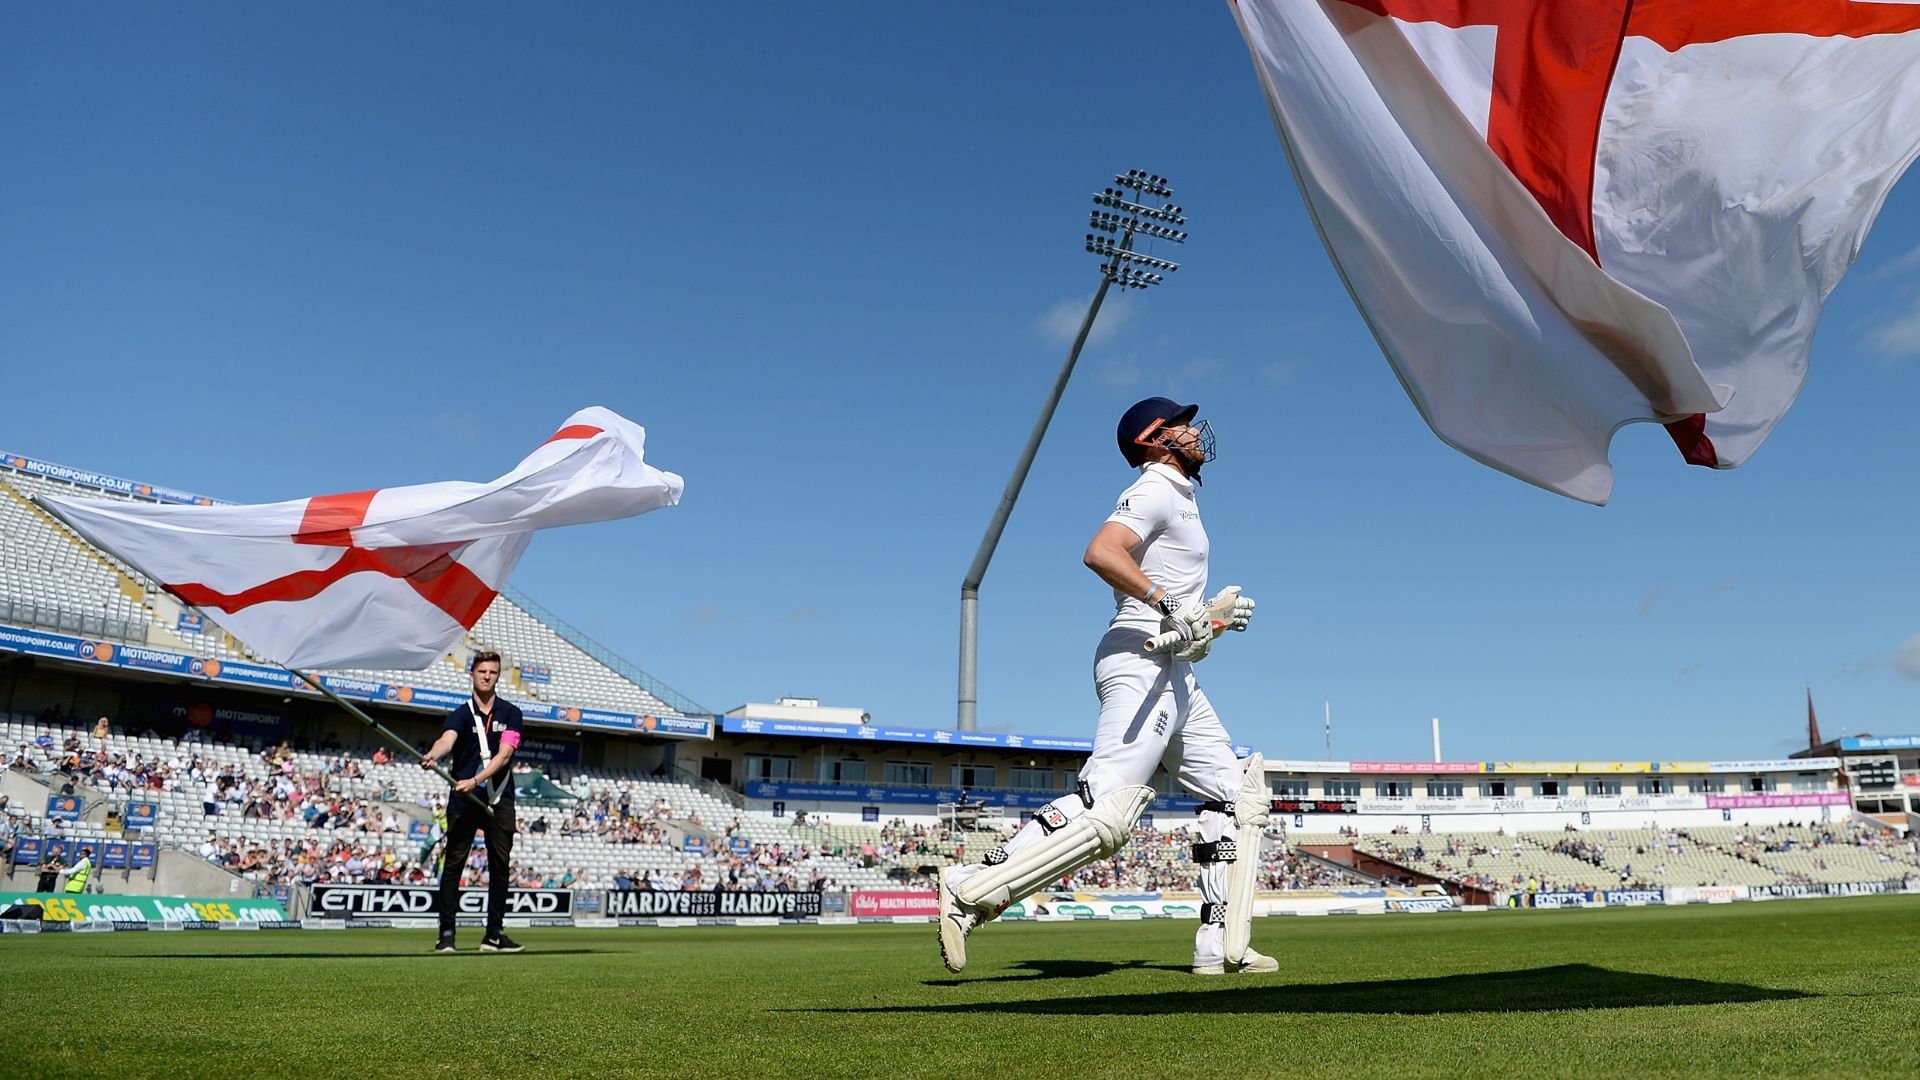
xmin=938 ymin=396 xmax=1276 ymax=976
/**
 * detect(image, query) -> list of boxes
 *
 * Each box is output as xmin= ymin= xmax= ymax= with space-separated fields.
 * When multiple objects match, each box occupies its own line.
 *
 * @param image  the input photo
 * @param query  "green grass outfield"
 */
xmin=4 ymin=896 xmax=1917 ymax=1079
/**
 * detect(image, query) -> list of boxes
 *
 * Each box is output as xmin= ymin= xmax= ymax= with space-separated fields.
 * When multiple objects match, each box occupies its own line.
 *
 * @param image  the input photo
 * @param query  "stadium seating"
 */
xmin=12 ymin=704 xmax=1920 ymax=904
xmin=3 ymin=716 xmax=910 ymax=892
xmin=1349 ymin=822 xmax=1920 ymax=893
xmin=0 ymin=477 xmax=148 ymax=642
xmin=5 ymin=716 xmax=1397 ymax=896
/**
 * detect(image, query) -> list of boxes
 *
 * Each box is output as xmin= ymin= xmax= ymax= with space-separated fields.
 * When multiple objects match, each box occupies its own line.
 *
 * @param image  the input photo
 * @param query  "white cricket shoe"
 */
xmin=1191 ymin=948 xmax=1279 ymax=976
xmin=937 ymin=867 xmax=977 ymax=973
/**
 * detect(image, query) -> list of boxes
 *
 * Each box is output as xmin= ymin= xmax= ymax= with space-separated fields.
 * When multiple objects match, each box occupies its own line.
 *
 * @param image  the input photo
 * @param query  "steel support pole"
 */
xmin=957 ymin=272 xmax=1115 ymax=731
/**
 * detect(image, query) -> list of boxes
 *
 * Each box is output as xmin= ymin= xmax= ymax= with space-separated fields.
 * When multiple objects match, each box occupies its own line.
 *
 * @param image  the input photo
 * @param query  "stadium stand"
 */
xmin=1351 ymin=822 xmax=1920 ymax=895
xmin=5 ymin=454 xmax=1916 ymax=914
xmin=25 ymin=714 xmax=1908 ymax=904
xmin=4 ymin=715 xmax=1391 ymax=896
xmin=5 ymin=715 xmax=923 ymax=893
xmin=0 ymin=477 xmax=148 ymax=644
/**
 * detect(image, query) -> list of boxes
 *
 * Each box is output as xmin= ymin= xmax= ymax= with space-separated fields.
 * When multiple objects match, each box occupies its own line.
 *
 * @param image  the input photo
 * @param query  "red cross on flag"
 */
xmin=1232 ymin=0 xmax=1920 ymax=503
xmin=39 ymin=406 xmax=683 ymax=670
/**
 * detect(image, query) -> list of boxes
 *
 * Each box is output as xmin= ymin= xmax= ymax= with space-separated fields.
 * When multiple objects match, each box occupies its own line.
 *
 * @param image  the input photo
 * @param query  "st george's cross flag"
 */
xmin=38 ymin=406 xmax=683 ymax=670
xmin=1231 ymin=0 xmax=1920 ymax=503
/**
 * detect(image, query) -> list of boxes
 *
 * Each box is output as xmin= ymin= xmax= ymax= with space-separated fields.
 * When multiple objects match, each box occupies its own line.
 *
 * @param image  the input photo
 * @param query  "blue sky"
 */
xmin=4 ymin=4 xmax=1917 ymax=764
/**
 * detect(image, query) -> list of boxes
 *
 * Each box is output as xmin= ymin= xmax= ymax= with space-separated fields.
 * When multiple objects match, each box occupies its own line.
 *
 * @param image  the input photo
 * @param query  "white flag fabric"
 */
xmin=39 ymin=406 xmax=683 ymax=670
xmin=1231 ymin=0 xmax=1920 ymax=503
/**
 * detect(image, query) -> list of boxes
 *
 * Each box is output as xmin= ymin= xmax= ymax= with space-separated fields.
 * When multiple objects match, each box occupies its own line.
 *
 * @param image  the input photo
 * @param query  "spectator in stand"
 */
xmin=37 ymin=848 xmax=62 ymax=892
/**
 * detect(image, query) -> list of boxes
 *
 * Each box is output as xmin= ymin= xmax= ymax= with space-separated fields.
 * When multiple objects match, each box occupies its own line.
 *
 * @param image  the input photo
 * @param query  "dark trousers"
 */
xmin=437 ymin=794 xmax=515 ymax=934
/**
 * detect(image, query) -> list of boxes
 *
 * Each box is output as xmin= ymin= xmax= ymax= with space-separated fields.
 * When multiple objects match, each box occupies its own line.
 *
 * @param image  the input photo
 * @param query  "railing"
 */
xmin=500 ymin=585 xmax=712 ymax=719
xmin=785 ymin=819 xmax=838 ymax=850
xmin=1850 ymin=808 xmax=1903 ymax=834
xmin=668 ymin=764 xmax=744 ymax=809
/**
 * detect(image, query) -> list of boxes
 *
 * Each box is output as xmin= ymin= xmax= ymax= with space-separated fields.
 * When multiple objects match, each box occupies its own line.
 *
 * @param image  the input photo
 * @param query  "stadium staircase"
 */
xmin=1287 ymin=840 xmax=1387 ymax=886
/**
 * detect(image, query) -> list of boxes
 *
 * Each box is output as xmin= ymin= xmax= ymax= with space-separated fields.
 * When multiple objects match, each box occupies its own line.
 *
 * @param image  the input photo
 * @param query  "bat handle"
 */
xmin=1143 ymin=629 xmax=1182 ymax=653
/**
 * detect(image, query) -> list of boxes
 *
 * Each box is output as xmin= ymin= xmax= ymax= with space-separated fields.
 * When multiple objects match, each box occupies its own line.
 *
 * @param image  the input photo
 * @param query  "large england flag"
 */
xmin=1232 ymin=0 xmax=1920 ymax=503
xmin=39 ymin=406 xmax=682 ymax=670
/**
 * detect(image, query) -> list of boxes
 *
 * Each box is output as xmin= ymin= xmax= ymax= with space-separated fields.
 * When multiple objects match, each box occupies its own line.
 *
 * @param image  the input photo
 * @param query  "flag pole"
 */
xmin=284 ymin=667 xmax=494 ymax=822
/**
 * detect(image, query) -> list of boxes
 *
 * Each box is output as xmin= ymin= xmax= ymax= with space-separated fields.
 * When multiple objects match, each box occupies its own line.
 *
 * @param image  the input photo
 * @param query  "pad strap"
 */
xmin=1034 ymin=804 xmax=1071 ymax=834
xmin=1191 ymin=838 xmax=1238 ymax=864
xmin=1200 ymin=901 xmax=1227 ymax=926
xmin=1195 ymin=800 xmax=1234 ymax=816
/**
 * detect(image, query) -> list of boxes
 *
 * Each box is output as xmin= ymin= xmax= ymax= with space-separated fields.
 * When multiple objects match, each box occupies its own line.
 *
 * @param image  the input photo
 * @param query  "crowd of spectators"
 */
xmin=1058 ymin=825 xmax=1370 ymax=892
xmin=602 ymin=847 xmax=839 ymax=894
xmin=1366 ymin=820 xmax=1920 ymax=898
xmin=11 ymin=714 xmax=1920 ymax=900
xmin=198 ymin=833 xmax=432 ymax=887
xmin=518 ymin=786 xmax=877 ymax=893
xmin=1714 ymin=822 xmax=1920 ymax=864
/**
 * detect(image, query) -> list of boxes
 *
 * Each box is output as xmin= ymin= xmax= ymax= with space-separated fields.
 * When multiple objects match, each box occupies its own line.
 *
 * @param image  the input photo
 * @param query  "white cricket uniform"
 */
xmin=1080 ymin=463 xmax=1241 ymax=806
xmin=959 ymin=462 xmax=1247 ymax=966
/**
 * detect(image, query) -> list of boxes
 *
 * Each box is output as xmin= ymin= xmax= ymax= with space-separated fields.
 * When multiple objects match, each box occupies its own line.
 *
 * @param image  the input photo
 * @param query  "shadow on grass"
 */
xmin=121 ymin=948 xmax=606 ymax=960
xmin=924 ymin=958 xmax=1183 ymax=987
xmin=859 ymin=964 xmax=1813 ymax=1016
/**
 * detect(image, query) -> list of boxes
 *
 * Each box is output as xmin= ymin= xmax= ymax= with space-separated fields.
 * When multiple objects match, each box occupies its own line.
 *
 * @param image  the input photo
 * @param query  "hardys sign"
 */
xmin=309 ymin=886 xmax=573 ymax=918
xmin=603 ymin=890 xmax=823 ymax=918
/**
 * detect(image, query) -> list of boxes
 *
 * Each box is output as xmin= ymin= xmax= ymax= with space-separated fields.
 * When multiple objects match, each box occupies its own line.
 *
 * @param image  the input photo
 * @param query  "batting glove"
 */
xmin=1170 ymin=631 xmax=1214 ymax=663
xmin=1207 ymin=586 xmax=1256 ymax=632
xmin=1157 ymin=595 xmax=1211 ymax=645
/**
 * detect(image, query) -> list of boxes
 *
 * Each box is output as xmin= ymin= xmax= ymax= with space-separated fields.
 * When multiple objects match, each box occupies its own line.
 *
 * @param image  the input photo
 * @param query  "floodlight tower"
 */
xmin=957 ymin=170 xmax=1187 ymax=731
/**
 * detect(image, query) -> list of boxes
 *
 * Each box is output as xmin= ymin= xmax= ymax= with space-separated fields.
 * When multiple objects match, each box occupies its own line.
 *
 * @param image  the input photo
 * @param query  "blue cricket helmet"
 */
xmin=1117 ymin=397 xmax=1201 ymax=467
